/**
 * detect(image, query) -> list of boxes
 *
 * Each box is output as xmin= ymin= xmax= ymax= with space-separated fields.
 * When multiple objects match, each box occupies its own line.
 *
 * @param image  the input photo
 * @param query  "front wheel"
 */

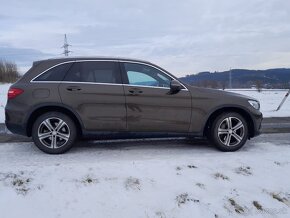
xmin=32 ymin=112 xmax=77 ymax=154
xmin=209 ymin=112 xmax=249 ymax=152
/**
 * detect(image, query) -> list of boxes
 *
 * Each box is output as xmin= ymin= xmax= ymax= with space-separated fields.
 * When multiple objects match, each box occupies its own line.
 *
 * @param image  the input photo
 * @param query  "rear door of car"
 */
xmin=58 ymin=60 xmax=126 ymax=131
xmin=120 ymin=61 xmax=192 ymax=133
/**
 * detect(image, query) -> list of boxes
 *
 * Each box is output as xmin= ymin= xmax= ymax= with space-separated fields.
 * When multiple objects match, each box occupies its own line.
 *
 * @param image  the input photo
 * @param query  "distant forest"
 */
xmin=179 ymin=68 xmax=290 ymax=89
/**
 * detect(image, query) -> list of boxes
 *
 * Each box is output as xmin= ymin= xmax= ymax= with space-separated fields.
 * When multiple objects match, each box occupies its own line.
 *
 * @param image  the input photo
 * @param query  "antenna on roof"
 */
xmin=61 ymin=34 xmax=72 ymax=56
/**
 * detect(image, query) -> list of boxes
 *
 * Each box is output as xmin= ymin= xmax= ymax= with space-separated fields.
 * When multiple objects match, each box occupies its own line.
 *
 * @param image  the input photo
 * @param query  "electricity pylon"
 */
xmin=61 ymin=34 xmax=72 ymax=56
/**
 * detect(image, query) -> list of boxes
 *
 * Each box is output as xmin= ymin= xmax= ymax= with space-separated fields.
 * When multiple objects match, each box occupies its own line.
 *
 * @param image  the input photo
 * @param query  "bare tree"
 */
xmin=255 ymin=80 xmax=262 ymax=92
xmin=196 ymin=80 xmax=219 ymax=89
xmin=0 ymin=60 xmax=21 ymax=83
xmin=221 ymin=82 xmax=226 ymax=90
xmin=209 ymin=80 xmax=218 ymax=89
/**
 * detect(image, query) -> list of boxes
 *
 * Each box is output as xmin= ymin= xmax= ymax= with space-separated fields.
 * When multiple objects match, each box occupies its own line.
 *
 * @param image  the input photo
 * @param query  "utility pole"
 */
xmin=229 ymin=68 xmax=232 ymax=89
xmin=62 ymin=34 xmax=72 ymax=56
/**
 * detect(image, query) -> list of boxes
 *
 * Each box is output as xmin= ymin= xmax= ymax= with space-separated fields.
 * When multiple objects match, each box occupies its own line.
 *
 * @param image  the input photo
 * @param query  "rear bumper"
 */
xmin=5 ymin=107 xmax=27 ymax=136
xmin=5 ymin=122 xmax=27 ymax=136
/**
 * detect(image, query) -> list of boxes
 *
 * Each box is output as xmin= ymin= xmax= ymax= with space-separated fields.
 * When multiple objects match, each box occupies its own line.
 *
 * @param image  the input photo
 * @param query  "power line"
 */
xmin=61 ymin=34 xmax=72 ymax=56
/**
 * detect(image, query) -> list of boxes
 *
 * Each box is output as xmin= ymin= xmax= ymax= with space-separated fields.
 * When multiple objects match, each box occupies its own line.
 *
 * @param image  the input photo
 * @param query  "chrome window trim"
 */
xmin=30 ymin=59 xmax=188 ymax=91
xmin=30 ymin=60 xmax=114 ymax=83
xmin=123 ymin=84 xmax=188 ymax=91
xmin=31 ymin=81 xmax=188 ymax=91
xmin=33 ymin=81 xmax=123 ymax=86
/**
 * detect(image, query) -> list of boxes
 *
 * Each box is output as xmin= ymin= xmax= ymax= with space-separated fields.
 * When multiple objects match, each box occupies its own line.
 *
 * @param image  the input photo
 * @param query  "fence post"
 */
xmin=276 ymin=89 xmax=290 ymax=111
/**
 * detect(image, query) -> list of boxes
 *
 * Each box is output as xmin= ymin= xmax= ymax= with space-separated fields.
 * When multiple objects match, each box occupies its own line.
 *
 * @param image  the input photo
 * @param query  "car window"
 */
xmin=64 ymin=61 xmax=121 ymax=84
xmin=124 ymin=63 xmax=172 ymax=88
xmin=34 ymin=63 xmax=72 ymax=81
xmin=127 ymin=71 xmax=159 ymax=87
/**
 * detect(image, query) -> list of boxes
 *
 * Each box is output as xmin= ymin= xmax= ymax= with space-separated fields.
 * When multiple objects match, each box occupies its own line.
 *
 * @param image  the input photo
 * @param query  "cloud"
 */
xmin=0 ymin=46 xmax=52 ymax=72
xmin=0 ymin=0 xmax=290 ymax=75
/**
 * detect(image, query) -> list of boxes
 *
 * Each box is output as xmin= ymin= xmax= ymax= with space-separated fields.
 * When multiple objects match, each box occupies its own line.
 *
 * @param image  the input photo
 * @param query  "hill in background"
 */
xmin=179 ymin=68 xmax=290 ymax=89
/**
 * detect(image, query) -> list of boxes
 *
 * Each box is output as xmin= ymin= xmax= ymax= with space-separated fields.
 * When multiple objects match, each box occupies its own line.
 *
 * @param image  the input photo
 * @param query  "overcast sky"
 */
xmin=1 ymin=0 xmax=290 ymax=76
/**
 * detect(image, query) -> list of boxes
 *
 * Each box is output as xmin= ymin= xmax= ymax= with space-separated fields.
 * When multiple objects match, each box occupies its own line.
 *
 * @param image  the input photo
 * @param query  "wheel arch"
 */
xmin=25 ymin=104 xmax=83 ymax=137
xmin=203 ymin=106 xmax=255 ymax=138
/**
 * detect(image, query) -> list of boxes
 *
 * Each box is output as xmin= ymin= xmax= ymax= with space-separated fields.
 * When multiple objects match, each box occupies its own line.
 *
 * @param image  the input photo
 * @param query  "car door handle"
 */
xmin=128 ymin=89 xmax=143 ymax=95
xmin=66 ymin=86 xmax=82 ymax=91
xmin=129 ymin=90 xmax=142 ymax=94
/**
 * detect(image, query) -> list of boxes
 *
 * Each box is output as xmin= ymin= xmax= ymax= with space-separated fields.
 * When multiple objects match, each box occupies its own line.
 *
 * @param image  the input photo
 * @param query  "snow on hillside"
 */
xmin=0 ymin=84 xmax=289 ymax=123
xmin=0 ymin=135 xmax=290 ymax=217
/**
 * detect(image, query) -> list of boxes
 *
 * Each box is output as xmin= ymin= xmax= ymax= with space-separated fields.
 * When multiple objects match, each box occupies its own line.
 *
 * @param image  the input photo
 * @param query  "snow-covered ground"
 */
xmin=0 ymin=83 xmax=11 ymax=122
xmin=0 ymin=84 xmax=289 ymax=122
xmin=0 ymin=135 xmax=290 ymax=218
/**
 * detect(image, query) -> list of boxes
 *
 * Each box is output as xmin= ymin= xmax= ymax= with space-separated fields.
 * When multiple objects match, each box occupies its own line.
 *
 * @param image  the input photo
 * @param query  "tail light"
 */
xmin=8 ymin=88 xmax=24 ymax=99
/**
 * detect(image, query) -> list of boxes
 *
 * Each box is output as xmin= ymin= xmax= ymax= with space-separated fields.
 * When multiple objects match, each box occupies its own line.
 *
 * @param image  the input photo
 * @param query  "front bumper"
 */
xmin=252 ymin=112 xmax=263 ymax=137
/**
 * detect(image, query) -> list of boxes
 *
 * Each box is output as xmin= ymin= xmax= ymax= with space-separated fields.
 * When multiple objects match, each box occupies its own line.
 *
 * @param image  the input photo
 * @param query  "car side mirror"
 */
xmin=169 ymin=80 xmax=182 ymax=94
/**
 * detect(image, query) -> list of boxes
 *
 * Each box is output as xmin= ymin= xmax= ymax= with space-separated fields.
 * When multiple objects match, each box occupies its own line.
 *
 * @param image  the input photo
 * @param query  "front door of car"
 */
xmin=121 ymin=62 xmax=192 ymax=133
xmin=58 ymin=61 xmax=126 ymax=131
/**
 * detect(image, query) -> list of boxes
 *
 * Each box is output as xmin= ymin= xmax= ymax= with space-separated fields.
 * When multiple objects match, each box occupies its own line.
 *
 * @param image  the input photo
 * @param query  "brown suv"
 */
xmin=5 ymin=57 xmax=262 ymax=154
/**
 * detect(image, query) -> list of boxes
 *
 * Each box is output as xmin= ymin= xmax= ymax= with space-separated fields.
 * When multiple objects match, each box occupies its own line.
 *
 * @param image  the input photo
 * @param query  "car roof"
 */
xmin=31 ymin=56 xmax=178 ymax=80
xmin=33 ymin=56 xmax=154 ymax=66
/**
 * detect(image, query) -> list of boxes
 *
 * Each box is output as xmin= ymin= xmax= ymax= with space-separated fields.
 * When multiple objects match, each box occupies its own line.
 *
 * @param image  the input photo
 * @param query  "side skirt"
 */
xmin=81 ymin=131 xmax=203 ymax=140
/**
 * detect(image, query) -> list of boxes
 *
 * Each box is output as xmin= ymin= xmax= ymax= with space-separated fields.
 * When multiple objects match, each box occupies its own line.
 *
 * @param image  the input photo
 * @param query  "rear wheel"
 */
xmin=209 ymin=112 xmax=249 ymax=152
xmin=32 ymin=112 xmax=77 ymax=154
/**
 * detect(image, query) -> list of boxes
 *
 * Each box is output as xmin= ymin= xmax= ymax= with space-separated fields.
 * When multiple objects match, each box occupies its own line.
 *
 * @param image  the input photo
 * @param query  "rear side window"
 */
xmin=63 ymin=61 xmax=121 ymax=84
xmin=34 ymin=63 xmax=72 ymax=81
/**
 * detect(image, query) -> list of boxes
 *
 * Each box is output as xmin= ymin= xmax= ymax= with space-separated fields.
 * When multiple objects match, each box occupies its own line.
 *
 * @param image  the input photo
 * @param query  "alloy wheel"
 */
xmin=217 ymin=117 xmax=245 ymax=147
xmin=37 ymin=117 xmax=70 ymax=149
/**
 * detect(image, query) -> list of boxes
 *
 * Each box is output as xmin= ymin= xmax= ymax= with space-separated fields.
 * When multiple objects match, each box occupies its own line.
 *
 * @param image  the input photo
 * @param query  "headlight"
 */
xmin=248 ymin=100 xmax=260 ymax=110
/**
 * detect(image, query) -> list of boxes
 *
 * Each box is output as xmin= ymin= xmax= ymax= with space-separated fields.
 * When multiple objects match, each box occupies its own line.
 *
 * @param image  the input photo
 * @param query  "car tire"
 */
xmin=209 ymin=112 xmax=249 ymax=152
xmin=32 ymin=112 xmax=77 ymax=154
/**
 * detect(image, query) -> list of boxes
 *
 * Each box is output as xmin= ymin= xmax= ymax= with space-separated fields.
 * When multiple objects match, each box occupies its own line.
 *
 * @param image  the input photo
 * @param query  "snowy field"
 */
xmin=0 ymin=83 xmax=11 ymax=122
xmin=1 ymin=82 xmax=290 ymax=218
xmin=0 ymin=84 xmax=289 ymax=122
xmin=0 ymin=134 xmax=290 ymax=218
xmin=227 ymin=89 xmax=290 ymax=118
